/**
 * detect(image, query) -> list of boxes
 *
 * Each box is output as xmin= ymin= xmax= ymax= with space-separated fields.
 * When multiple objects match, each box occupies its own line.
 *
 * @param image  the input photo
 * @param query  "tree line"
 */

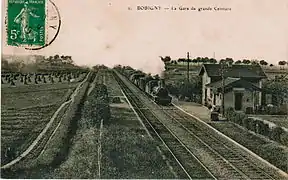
xmin=2 ymin=54 xmax=77 ymax=73
xmin=160 ymin=56 xmax=288 ymax=67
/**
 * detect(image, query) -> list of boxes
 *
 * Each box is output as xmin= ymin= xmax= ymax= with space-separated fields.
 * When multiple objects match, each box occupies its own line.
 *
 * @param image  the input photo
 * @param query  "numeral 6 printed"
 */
xmin=10 ymin=30 xmax=17 ymax=40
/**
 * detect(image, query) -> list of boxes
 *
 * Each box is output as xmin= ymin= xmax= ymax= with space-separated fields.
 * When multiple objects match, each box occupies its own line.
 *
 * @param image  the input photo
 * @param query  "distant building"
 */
xmin=199 ymin=64 xmax=267 ymax=112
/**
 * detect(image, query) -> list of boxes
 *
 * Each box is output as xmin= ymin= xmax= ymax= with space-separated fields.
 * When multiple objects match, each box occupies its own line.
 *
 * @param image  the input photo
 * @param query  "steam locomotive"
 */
xmin=120 ymin=67 xmax=172 ymax=105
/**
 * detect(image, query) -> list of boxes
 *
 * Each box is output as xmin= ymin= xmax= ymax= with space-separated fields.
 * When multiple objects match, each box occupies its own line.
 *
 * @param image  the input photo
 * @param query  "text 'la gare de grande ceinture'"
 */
xmin=135 ymin=5 xmax=232 ymax=12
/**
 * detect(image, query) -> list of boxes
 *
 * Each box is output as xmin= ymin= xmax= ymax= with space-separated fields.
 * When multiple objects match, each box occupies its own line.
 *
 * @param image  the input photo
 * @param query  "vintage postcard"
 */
xmin=1 ymin=0 xmax=288 ymax=179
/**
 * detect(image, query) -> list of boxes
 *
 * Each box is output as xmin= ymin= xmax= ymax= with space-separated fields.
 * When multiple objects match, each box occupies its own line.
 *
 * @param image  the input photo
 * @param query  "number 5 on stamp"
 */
xmin=7 ymin=0 xmax=46 ymax=47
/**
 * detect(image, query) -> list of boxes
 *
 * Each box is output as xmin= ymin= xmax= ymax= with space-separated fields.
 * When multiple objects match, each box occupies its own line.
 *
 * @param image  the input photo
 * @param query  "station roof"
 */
xmin=199 ymin=64 xmax=267 ymax=79
xmin=206 ymin=77 xmax=262 ymax=93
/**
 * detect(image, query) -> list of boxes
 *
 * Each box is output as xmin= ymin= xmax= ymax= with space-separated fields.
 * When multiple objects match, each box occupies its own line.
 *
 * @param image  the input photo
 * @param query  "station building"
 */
xmin=199 ymin=64 xmax=267 ymax=112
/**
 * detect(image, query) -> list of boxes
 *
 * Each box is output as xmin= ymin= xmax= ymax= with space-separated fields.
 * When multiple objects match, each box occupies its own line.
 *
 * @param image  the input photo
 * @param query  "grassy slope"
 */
xmin=209 ymin=122 xmax=288 ymax=172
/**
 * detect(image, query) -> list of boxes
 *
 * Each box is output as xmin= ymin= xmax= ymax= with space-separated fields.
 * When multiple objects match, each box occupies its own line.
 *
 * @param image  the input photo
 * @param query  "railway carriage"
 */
xmin=130 ymin=73 xmax=145 ymax=86
xmin=122 ymin=68 xmax=172 ymax=105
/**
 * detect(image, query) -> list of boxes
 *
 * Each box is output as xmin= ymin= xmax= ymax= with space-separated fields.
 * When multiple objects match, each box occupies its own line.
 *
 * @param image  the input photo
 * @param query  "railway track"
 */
xmin=113 ymin=71 xmax=215 ymax=179
xmin=159 ymin=106 xmax=279 ymax=179
xmin=114 ymin=70 xmax=287 ymax=180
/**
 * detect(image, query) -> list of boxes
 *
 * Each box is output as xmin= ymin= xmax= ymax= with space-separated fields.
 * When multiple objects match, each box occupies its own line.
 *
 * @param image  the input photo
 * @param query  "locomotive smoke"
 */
xmin=130 ymin=56 xmax=165 ymax=77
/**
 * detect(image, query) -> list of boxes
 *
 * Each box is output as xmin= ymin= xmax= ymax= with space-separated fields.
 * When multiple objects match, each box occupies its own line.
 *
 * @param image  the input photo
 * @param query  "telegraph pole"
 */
xmin=221 ymin=62 xmax=225 ymax=116
xmin=187 ymin=52 xmax=190 ymax=82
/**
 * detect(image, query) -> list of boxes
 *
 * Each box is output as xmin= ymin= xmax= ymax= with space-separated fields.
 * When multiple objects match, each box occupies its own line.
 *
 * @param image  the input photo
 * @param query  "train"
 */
xmin=119 ymin=67 xmax=172 ymax=105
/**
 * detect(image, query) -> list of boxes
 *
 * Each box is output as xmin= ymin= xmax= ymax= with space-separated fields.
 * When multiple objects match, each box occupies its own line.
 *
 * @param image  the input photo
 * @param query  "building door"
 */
xmin=234 ymin=93 xmax=243 ymax=110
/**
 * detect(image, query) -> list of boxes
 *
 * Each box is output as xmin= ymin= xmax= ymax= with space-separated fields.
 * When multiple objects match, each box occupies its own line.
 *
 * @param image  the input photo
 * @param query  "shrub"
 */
xmin=23 ymin=76 xmax=28 ymax=85
xmin=10 ymin=79 xmax=15 ymax=86
xmin=245 ymin=107 xmax=254 ymax=114
xmin=262 ymin=123 xmax=270 ymax=137
xmin=111 ymin=97 xmax=121 ymax=103
xmin=248 ymin=118 xmax=257 ymax=132
xmin=257 ymin=120 xmax=265 ymax=135
xmin=43 ymin=77 xmax=46 ymax=83
xmin=28 ymin=76 xmax=31 ymax=83
xmin=280 ymin=131 xmax=288 ymax=146
xmin=166 ymin=83 xmax=179 ymax=96
xmin=81 ymin=83 xmax=111 ymax=127
xmin=270 ymin=127 xmax=284 ymax=143
xmin=237 ymin=112 xmax=247 ymax=125
xmin=242 ymin=118 xmax=249 ymax=129
xmin=225 ymin=107 xmax=235 ymax=120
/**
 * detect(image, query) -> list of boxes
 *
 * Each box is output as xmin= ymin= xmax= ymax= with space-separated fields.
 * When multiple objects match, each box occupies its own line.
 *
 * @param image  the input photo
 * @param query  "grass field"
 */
xmin=1 ymin=77 xmax=85 ymax=166
xmin=164 ymin=64 xmax=200 ymax=84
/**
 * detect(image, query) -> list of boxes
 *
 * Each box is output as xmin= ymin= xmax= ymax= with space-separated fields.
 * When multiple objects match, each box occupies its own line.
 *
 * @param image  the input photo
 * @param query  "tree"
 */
xmin=235 ymin=60 xmax=242 ymax=64
xmin=177 ymin=58 xmax=185 ymax=63
xmin=54 ymin=54 xmax=60 ymax=60
xmin=202 ymin=57 xmax=210 ymax=63
xmin=278 ymin=61 xmax=287 ymax=66
xmin=159 ymin=56 xmax=171 ymax=63
xmin=259 ymin=60 xmax=268 ymax=66
xmin=219 ymin=59 xmax=226 ymax=64
xmin=196 ymin=57 xmax=202 ymax=64
xmin=153 ymin=74 xmax=160 ymax=80
xmin=192 ymin=59 xmax=198 ymax=63
xmin=209 ymin=58 xmax=217 ymax=64
xmin=251 ymin=60 xmax=259 ymax=66
xmin=225 ymin=58 xmax=234 ymax=65
xmin=242 ymin=59 xmax=251 ymax=64
xmin=263 ymin=80 xmax=288 ymax=105
xmin=270 ymin=64 xmax=274 ymax=67
xmin=1 ymin=60 xmax=9 ymax=69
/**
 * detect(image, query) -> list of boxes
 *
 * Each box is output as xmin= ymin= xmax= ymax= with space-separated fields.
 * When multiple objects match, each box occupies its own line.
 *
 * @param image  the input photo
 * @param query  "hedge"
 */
xmin=225 ymin=108 xmax=288 ymax=146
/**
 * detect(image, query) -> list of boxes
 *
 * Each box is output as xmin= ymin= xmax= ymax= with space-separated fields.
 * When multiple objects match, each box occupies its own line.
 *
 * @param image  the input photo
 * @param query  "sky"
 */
xmin=2 ymin=0 xmax=288 ymax=74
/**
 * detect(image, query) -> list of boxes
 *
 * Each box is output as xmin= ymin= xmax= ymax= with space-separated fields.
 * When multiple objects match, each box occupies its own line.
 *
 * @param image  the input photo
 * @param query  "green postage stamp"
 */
xmin=7 ymin=0 xmax=46 ymax=47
